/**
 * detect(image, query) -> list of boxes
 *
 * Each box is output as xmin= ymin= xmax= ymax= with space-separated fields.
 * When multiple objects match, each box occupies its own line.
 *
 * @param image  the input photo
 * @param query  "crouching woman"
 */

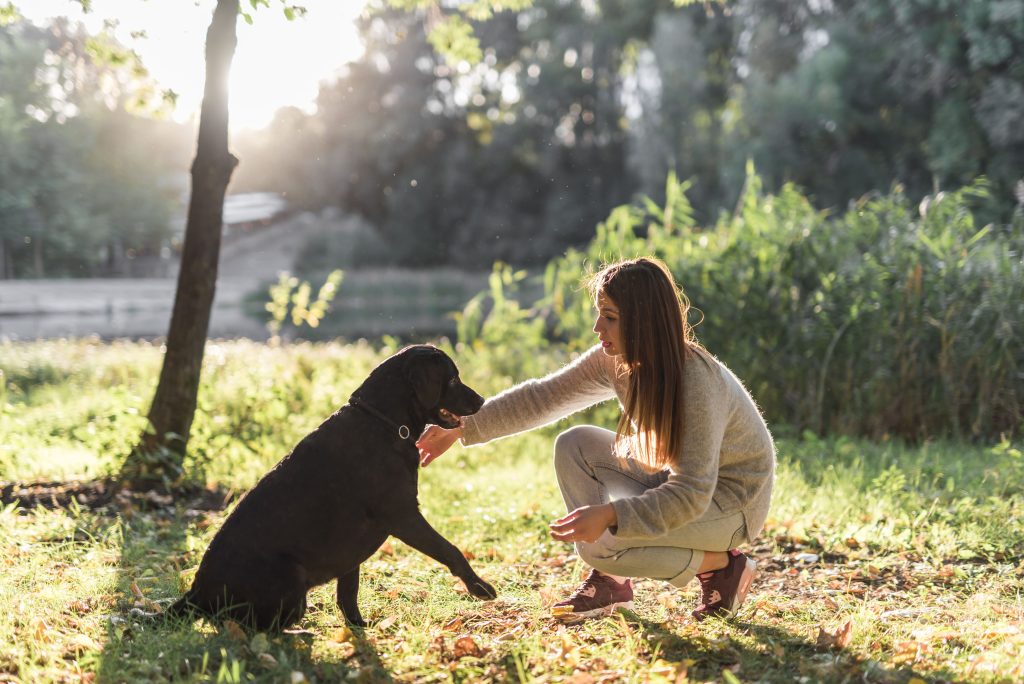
xmin=417 ymin=257 xmax=776 ymax=621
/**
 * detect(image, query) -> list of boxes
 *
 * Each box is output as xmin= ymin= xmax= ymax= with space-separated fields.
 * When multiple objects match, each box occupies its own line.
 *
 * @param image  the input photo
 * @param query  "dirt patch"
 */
xmin=0 ymin=478 xmax=236 ymax=513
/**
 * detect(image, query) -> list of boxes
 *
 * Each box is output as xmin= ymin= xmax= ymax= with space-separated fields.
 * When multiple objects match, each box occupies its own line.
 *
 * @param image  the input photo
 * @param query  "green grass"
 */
xmin=1 ymin=339 xmax=1022 ymax=683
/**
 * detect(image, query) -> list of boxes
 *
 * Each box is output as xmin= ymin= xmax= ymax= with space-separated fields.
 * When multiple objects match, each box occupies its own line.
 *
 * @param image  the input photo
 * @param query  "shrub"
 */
xmin=457 ymin=170 xmax=1024 ymax=441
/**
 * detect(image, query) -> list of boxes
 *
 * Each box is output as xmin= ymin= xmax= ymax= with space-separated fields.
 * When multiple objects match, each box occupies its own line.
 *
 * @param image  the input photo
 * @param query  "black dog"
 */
xmin=168 ymin=345 xmax=494 ymax=630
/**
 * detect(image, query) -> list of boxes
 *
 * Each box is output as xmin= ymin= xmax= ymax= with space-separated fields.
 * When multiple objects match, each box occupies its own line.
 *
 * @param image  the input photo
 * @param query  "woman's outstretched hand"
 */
xmin=549 ymin=503 xmax=618 ymax=543
xmin=416 ymin=424 xmax=463 ymax=467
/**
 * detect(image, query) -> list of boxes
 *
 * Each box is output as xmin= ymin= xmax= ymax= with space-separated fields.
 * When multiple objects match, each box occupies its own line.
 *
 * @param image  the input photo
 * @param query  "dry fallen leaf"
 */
xmin=893 ymin=640 xmax=932 ymax=664
xmin=558 ymin=631 xmax=580 ymax=667
xmin=222 ymin=619 xmax=247 ymax=642
xmin=66 ymin=599 xmax=93 ymax=615
xmin=453 ymin=634 xmax=484 ymax=659
xmin=816 ymin=619 xmax=853 ymax=649
xmin=31 ymin=617 xmax=50 ymax=642
xmin=257 ymin=653 xmax=278 ymax=668
xmin=336 ymin=641 xmax=357 ymax=658
xmin=979 ymin=625 xmax=1021 ymax=638
xmin=538 ymin=587 xmax=558 ymax=607
xmin=64 ymin=633 xmax=100 ymax=656
xmin=911 ymin=627 xmax=960 ymax=643
xmin=656 ymin=591 xmax=678 ymax=610
xmin=133 ymin=597 xmax=163 ymax=613
xmin=129 ymin=581 xmax=144 ymax=599
xmin=432 ymin=634 xmax=447 ymax=658
xmin=376 ymin=614 xmax=398 ymax=631
xmin=330 ymin=626 xmax=353 ymax=643
xmin=377 ymin=540 xmax=394 ymax=556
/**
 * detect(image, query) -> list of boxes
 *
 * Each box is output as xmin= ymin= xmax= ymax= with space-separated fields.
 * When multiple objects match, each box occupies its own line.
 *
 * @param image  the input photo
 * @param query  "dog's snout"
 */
xmin=449 ymin=380 xmax=484 ymax=416
xmin=470 ymin=390 xmax=484 ymax=413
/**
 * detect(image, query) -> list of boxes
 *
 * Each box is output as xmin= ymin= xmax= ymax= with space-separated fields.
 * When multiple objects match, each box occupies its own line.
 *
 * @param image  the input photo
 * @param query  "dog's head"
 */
xmin=402 ymin=345 xmax=484 ymax=429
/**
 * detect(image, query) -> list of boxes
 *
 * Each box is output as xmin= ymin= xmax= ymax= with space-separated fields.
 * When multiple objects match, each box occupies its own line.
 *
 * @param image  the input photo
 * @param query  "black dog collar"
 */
xmin=350 ymin=398 xmax=413 ymax=441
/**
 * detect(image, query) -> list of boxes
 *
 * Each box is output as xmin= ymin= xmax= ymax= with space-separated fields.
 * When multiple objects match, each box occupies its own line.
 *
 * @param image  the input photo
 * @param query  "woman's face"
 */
xmin=593 ymin=291 xmax=624 ymax=357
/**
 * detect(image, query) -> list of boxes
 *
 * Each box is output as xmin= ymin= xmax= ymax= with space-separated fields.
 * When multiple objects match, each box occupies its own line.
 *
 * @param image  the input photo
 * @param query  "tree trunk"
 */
xmin=124 ymin=0 xmax=240 ymax=486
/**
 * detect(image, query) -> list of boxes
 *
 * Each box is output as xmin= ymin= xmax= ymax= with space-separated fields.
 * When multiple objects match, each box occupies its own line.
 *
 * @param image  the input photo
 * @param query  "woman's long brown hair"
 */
xmin=586 ymin=257 xmax=699 ymax=471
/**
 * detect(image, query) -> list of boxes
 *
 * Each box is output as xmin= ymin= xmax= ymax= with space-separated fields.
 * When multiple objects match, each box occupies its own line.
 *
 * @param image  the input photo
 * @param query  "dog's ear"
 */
xmin=406 ymin=351 xmax=445 ymax=408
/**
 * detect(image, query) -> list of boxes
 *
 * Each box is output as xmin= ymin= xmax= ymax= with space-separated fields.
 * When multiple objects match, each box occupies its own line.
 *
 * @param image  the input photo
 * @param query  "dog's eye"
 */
xmin=448 ymin=377 xmax=458 ymax=386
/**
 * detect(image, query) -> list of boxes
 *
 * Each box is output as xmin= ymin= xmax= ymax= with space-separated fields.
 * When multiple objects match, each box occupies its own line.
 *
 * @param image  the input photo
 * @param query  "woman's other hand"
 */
xmin=416 ymin=424 xmax=463 ymax=467
xmin=549 ymin=503 xmax=618 ymax=543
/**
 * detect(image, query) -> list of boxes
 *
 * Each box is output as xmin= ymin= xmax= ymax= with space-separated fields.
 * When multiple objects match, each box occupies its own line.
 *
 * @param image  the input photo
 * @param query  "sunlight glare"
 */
xmin=17 ymin=0 xmax=367 ymax=132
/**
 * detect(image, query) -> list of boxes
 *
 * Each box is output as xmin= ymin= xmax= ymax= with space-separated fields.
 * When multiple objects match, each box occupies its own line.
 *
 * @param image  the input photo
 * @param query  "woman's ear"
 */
xmin=407 ymin=354 xmax=443 ymax=408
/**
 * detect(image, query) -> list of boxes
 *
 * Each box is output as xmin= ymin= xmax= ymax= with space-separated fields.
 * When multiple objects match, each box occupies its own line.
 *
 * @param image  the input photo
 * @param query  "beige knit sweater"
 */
xmin=461 ymin=344 xmax=776 ymax=541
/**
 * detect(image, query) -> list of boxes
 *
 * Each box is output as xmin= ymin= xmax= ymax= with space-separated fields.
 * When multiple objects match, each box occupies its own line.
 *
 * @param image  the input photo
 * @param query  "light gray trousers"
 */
xmin=553 ymin=425 xmax=748 ymax=588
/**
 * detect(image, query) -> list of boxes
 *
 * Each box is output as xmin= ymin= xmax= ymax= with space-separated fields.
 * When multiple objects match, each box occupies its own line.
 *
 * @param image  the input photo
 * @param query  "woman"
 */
xmin=417 ymin=257 xmax=775 ymax=621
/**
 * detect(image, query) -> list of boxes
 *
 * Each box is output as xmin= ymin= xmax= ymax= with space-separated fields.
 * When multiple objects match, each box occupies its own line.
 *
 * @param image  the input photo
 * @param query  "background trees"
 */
xmin=1 ymin=0 xmax=1020 ymax=465
xmin=0 ymin=18 xmax=189 ymax=278
xmin=229 ymin=0 xmax=1023 ymax=271
xmin=7 ymin=0 xmax=1021 ymax=277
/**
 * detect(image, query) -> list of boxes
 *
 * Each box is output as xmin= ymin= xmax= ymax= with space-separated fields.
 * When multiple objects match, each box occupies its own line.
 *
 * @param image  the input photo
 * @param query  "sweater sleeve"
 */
xmin=461 ymin=345 xmax=617 ymax=446
xmin=610 ymin=356 xmax=729 ymax=539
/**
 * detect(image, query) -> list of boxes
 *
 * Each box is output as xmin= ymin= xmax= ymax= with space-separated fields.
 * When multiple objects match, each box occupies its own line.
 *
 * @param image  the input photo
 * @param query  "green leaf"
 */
xmin=427 ymin=13 xmax=483 ymax=65
xmin=965 ymin=224 xmax=992 ymax=248
xmin=283 ymin=4 xmax=307 ymax=21
xmin=917 ymin=231 xmax=944 ymax=260
xmin=0 ymin=2 xmax=19 ymax=26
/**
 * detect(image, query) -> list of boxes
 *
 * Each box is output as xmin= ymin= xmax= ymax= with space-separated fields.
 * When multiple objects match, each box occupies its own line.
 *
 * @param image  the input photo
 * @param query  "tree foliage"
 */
xmin=0 ymin=18 xmax=189 ymax=278
xmin=229 ymin=0 xmax=1023 ymax=270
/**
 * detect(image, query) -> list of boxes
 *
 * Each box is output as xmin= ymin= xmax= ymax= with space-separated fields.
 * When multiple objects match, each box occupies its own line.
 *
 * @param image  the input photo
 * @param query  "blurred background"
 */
xmin=0 ymin=0 xmax=1021 ymax=342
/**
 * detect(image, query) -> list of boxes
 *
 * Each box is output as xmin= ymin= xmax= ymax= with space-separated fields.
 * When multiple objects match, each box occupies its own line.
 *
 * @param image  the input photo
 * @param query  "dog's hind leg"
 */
xmin=241 ymin=557 xmax=309 ymax=631
xmin=336 ymin=566 xmax=366 ymax=627
xmin=386 ymin=511 xmax=497 ymax=600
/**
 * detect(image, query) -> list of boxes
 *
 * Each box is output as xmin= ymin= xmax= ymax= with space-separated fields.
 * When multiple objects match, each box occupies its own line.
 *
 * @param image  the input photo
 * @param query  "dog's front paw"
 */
xmin=465 ymin=577 xmax=497 ymax=600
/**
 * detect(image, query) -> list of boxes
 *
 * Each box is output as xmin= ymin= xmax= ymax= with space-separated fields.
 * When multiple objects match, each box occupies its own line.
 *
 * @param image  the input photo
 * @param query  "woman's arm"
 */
xmin=460 ymin=344 xmax=617 ymax=446
xmin=418 ymin=345 xmax=617 ymax=466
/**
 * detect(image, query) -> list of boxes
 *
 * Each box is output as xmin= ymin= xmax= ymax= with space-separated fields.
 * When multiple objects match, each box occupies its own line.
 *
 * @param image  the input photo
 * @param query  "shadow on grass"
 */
xmin=9 ymin=479 xmax=975 ymax=682
xmin=79 ymin=488 xmax=396 ymax=683
xmin=622 ymin=611 xmax=953 ymax=684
